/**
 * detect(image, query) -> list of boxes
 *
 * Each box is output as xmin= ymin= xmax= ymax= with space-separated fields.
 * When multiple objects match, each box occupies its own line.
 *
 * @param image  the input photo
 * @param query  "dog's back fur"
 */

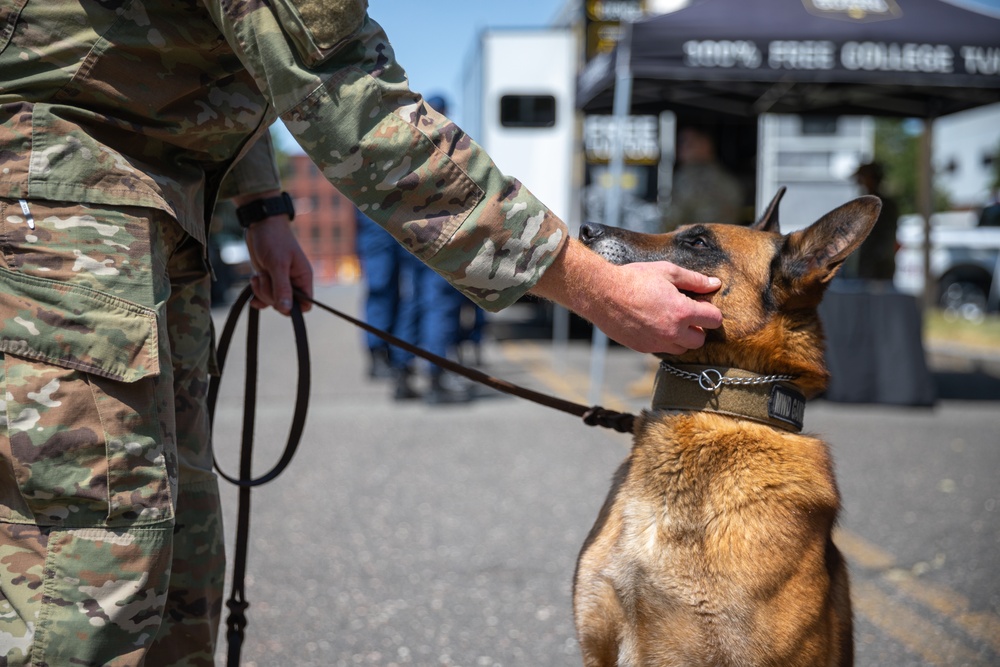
xmin=573 ymin=192 xmax=880 ymax=666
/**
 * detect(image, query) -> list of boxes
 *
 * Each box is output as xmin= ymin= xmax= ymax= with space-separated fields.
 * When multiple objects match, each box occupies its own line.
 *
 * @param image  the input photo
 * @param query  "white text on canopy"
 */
xmin=841 ymin=42 xmax=953 ymax=72
xmin=681 ymin=39 xmax=998 ymax=76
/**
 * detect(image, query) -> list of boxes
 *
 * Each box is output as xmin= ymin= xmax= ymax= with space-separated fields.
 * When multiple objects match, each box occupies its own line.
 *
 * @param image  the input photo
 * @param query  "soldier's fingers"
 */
xmin=683 ymin=299 xmax=724 ymax=330
xmin=269 ymin=271 xmax=294 ymax=315
xmin=250 ymin=272 xmax=274 ymax=310
xmin=673 ymin=324 xmax=708 ymax=352
xmin=289 ymin=256 xmax=314 ymax=313
xmin=667 ymin=264 xmax=722 ymax=294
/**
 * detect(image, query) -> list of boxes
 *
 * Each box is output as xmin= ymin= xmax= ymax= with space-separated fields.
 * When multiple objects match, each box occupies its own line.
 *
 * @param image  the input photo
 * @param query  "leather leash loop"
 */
xmin=208 ymin=284 xmax=311 ymax=667
xmin=209 ymin=285 xmax=311 ymax=488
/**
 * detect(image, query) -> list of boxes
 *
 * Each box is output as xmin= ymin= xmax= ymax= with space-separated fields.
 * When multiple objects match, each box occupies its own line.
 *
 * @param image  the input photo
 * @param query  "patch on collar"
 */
xmin=768 ymin=384 xmax=806 ymax=431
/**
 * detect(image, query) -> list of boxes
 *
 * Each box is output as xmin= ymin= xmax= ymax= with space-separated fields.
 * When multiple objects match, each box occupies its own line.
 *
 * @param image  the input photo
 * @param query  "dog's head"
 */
xmin=580 ymin=189 xmax=881 ymax=395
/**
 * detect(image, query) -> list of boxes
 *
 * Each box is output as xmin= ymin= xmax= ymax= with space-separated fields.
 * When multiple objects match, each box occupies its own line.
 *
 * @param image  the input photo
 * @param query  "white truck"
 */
xmin=894 ymin=204 xmax=1000 ymax=321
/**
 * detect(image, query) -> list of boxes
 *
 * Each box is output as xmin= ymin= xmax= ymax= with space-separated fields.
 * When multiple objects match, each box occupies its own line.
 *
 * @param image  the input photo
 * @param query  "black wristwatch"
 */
xmin=236 ymin=191 xmax=295 ymax=228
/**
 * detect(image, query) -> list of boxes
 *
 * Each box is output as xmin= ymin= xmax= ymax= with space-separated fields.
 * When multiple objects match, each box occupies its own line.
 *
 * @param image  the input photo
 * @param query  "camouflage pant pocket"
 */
xmin=0 ymin=198 xmax=162 ymax=307
xmin=0 ymin=350 xmax=175 ymax=527
xmin=0 ymin=521 xmax=173 ymax=667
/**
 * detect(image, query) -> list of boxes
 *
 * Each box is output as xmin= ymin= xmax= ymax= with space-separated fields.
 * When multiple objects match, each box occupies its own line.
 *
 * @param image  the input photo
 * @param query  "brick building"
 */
xmin=283 ymin=154 xmax=359 ymax=283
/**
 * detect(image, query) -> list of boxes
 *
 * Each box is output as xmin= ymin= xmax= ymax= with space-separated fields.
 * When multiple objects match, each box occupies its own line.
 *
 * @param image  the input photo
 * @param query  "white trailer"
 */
xmin=461 ymin=28 xmax=579 ymax=229
xmin=757 ymin=114 xmax=874 ymax=232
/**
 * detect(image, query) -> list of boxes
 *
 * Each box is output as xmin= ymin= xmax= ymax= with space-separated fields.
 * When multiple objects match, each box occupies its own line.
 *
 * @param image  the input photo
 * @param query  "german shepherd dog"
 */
xmin=573 ymin=190 xmax=881 ymax=667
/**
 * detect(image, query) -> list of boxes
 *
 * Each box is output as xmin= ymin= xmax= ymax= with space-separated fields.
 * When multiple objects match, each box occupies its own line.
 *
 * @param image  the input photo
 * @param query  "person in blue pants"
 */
xmin=355 ymin=210 xmax=414 ymax=379
xmin=355 ymin=95 xmax=481 ymax=403
xmin=393 ymin=94 xmax=479 ymax=403
xmin=392 ymin=248 xmax=473 ymax=403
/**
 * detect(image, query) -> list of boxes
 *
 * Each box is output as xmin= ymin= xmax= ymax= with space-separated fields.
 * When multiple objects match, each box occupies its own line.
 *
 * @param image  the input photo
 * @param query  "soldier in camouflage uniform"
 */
xmin=0 ymin=1 xmax=723 ymax=665
xmin=663 ymin=126 xmax=745 ymax=230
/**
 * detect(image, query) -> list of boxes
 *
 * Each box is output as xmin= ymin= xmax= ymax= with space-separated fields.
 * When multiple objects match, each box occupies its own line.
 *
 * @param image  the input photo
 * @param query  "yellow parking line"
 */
xmin=852 ymin=579 xmax=984 ymax=666
xmin=835 ymin=528 xmax=1000 ymax=655
xmin=498 ymin=341 xmax=630 ymax=413
xmin=888 ymin=571 xmax=1000 ymax=655
xmin=833 ymin=527 xmax=896 ymax=570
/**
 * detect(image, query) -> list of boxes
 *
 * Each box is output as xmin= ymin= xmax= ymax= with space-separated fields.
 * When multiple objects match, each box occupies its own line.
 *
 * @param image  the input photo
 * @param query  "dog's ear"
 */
xmin=781 ymin=195 xmax=882 ymax=287
xmin=752 ymin=186 xmax=786 ymax=233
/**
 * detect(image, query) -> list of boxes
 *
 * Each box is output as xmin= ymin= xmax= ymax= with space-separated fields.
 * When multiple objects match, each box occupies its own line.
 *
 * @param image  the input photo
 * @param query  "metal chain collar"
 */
xmin=659 ymin=362 xmax=796 ymax=392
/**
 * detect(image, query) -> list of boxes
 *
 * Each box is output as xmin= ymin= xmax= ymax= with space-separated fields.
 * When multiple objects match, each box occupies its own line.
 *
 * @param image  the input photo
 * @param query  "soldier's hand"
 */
xmin=529 ymin=238 xmax=722 ymax=354
xmin=244 ymin=217 xmax=313 ymax=315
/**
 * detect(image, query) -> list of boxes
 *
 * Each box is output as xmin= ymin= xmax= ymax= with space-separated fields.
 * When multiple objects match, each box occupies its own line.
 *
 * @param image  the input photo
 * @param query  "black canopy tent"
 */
xmin=575 ymin=0 xmax=1000 ymax=405
xmin=577 ymin=0 xmax=1000 ymax=119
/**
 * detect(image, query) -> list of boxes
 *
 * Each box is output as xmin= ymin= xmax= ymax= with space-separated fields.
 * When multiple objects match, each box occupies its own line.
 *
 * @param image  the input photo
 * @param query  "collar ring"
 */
xmin=698 ymin=368 xmax=724 ymax=392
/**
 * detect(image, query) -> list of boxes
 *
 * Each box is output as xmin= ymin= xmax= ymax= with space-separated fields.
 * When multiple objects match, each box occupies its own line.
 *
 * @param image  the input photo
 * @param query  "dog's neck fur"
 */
xmin=660 ymin=309 xmax=830 ymax=399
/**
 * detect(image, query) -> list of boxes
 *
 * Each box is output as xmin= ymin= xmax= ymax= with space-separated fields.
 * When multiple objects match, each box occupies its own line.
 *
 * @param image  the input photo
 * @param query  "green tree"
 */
xmin=872 ymin=118 xmax=951 ymax=214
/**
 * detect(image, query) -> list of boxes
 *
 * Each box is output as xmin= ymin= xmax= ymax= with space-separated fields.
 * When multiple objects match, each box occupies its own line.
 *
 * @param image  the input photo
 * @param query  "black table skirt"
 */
xmin=818 ymin=286 xmax=937 ymax=406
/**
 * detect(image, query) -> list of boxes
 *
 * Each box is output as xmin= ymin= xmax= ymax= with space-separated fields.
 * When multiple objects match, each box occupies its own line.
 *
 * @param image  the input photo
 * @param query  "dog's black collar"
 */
xmin=651 ymin=363 xmax=805 ymax=433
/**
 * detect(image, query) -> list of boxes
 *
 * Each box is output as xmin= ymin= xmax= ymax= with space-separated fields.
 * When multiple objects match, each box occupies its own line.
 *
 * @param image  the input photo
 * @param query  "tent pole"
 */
xmin=919 ymin=118 xmax=935 ymax=311
xmin=589 ymin=19 xmax=633 ymax=406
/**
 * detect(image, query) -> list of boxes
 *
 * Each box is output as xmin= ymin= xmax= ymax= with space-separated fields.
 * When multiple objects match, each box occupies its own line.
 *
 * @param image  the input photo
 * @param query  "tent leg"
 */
xmin=919 ymin=118 xmax=935 ymax=311
xmin=589 ymin=20 xmax=634 ymax=404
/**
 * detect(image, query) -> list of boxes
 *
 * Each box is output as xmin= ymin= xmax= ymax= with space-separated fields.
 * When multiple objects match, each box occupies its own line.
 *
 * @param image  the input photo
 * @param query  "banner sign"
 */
xmin=679 ymin=39 xmax=998 ymax=76
xmin=583 ymin=115 xmax=659 ymax=165
xmin=585 ymin=0 xmax=644 ymax=60
xmin=575 ymin=0 xmax=1000 ymax=118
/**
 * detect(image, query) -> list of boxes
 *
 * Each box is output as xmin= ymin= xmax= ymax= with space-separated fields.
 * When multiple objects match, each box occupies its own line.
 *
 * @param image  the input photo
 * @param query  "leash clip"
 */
xmin=698 ymin=368 xmax=724 ymax=392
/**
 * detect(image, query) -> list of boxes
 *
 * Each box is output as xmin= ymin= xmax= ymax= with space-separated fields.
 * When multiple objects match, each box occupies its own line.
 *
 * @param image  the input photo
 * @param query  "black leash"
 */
xmin=207 ymin=285 xmax=310 ymax=667
xmin=293 ymin=288 xmax=636 ymax=434
xmin=207 ymin=284 xmax=634 ymax=665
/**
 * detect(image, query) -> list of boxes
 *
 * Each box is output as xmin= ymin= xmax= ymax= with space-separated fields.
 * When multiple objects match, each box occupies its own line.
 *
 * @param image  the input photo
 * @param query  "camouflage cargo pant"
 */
xmin=0 ymin=199 xmax=223 ymax=666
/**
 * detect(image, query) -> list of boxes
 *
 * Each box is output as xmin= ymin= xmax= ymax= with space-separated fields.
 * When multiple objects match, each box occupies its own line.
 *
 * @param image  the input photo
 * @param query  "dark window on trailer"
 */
xmin=500 ymin=95 xmax=557 ymax=128
xmin=801 ymin=116 xmax=839 ymax=135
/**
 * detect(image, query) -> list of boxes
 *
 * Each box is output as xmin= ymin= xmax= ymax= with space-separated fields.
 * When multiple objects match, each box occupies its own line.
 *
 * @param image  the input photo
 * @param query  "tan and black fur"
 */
xmin=573 ymin=191 xmax=881 ymax=667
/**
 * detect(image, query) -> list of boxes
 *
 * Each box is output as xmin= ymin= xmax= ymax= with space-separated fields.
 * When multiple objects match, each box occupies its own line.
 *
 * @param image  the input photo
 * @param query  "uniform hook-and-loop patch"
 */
xmin=290 ymin=0 xmax=368 ymax=49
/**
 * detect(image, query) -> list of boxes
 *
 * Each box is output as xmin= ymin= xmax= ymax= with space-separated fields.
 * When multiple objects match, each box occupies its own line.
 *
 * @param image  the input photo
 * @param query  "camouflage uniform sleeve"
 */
xmin=217 ymin=133 xmax=283 ymax=200
xmin=207 ymin=0 xmax=566 ymax=310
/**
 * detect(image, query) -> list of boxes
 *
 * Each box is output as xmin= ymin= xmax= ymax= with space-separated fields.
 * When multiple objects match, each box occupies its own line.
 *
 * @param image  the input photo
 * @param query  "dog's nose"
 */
xmin=579 ymin=223 xmax=605 ymax=244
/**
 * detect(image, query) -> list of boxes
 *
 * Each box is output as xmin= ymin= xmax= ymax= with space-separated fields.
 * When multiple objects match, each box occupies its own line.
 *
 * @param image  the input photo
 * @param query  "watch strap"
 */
xmin=236 ymin=191 xmax=295 ymax=228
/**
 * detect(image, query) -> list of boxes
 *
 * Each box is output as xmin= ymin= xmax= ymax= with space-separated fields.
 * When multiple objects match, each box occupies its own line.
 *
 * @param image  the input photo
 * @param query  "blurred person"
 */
xmin=851 ymin=161 xmax=900 ymax=282
xmin=390 ymin=94 xmax=483 ymax=404
xmin=457 ymin=300 xmax=487 ymax=366
xmin=355 ymin=208 xmax=409 ymax=379
xmin=0 ymin=4 xmax=723 ymax=665
xmin=391 ymin=248 xmax=473 ymax=403
xmin=663 ymin=126 xmax=743 ymax=230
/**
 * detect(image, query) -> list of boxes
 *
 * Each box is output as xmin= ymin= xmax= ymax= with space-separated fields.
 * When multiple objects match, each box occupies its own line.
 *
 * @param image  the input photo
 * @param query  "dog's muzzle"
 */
xmin=579 ymin=222 xmax=639 ymax=265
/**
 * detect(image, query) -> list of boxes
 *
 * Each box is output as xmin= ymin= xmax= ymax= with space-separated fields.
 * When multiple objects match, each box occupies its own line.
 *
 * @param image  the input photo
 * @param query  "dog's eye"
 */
xmin=686 ymin=236 xmax=709 ymax=249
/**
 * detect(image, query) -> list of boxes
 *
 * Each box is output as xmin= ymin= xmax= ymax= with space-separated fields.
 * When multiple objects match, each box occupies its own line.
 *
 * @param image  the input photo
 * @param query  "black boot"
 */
xmin=393 ymin=367 xmax=421 ymax=400
xmin=424 ymin=372 xmax=470 ymax=405
xmin=368 ymin=347 xmax=393 ymax=379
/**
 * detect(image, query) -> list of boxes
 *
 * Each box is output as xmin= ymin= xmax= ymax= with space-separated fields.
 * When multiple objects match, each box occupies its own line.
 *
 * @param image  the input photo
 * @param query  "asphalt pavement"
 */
xmin=210 ymin=283 xmax=999 ymax=667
